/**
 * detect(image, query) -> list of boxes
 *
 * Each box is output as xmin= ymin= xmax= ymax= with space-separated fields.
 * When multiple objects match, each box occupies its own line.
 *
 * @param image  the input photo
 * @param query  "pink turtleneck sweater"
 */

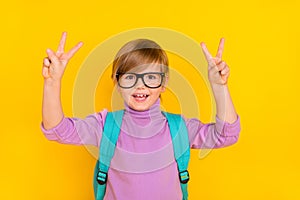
xmin=41 ymin=99 xmax=240 ymax=199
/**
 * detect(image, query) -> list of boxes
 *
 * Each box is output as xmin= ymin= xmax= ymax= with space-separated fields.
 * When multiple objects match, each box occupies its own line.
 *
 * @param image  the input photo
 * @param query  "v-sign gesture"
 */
xmin=42 ymin=32 xmax=83 ymax=129
xmin=42 ymin=32 xmax=83 ymax=81
xmin=201 ymin=38 xmax=238 ymax=123
xmin=201 ymin=38 xmax=230 ymax=85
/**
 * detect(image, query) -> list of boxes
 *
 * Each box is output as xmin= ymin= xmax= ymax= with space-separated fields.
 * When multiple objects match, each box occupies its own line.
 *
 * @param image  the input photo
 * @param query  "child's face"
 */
xmin=117 ymin=64 xmax=167 ymax=111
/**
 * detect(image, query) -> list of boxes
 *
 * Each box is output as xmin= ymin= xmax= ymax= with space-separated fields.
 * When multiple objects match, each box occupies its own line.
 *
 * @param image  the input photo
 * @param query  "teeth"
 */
xmin=134 ymin=94 xmax=147 ymax=98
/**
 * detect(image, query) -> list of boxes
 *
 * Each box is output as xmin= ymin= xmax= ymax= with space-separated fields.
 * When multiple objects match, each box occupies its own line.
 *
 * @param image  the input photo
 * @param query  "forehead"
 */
xmin=126 ymin=63 xmax=167 ymax=73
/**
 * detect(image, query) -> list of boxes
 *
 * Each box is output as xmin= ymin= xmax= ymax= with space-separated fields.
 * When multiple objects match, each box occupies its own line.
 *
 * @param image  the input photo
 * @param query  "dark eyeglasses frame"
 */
xmin=116 ymin=72 xmax=165 ymax=89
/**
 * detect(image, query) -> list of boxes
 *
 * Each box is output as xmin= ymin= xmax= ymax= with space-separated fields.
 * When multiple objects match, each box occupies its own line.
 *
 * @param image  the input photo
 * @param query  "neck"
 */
xmin=122 ymin=99 xmax=166 ymax=138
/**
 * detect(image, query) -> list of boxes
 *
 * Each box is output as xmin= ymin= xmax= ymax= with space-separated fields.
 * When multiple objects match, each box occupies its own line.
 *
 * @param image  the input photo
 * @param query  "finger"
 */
xmin=43 ymin=57 xmax=51 ymax=67
xmin=221 ymin=66 xmax=230 ymax=75
xmin=42 ymin=66 xmax=50 ymax=78
xmin=65 ymin=41 xmax=83 ymax=60
xmin=216 ymin=38 xmax=225 ymax=59
xmin=46 ymin=48 xmax=59 ymax=64
xmin=57 ymin=32 xmax=67 ymax=55
xmin=222 ymin=73 xmax=230 ymax=84
xmin=200 ymin=42 xmax=214 ymax=64
xmin=217 ymin=61 xmax=226 ymax=71
xmin=224 ymin=72 xmax=230 ymax=80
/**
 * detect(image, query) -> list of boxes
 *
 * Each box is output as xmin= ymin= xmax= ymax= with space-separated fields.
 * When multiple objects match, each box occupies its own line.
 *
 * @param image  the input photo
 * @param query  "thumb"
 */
xmin=214 ymin=57 xmax=222 ymax=65
xmin=46 ymin=48 xmax=59 ymax=64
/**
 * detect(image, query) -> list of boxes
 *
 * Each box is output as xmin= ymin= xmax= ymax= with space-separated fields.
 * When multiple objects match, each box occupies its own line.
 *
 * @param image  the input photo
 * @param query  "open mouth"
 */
xmin=132 ymin=93 xmax=149 ymax=102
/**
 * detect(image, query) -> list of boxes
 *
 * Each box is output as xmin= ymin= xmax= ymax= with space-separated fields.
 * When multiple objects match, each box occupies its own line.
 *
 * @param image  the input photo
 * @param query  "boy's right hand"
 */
xmin=42 ymin=32 xmax=83 ymax=82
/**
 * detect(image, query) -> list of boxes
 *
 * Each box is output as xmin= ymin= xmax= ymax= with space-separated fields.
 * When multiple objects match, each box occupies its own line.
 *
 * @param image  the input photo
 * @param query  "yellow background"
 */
xmin=1 ymin=0 xmax=299 ymax=199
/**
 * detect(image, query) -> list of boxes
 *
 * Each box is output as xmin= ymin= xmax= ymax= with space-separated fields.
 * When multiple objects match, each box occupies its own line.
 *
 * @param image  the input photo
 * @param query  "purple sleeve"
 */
xmin=185 ymin=115 xmax=241 ymax=149
xmin=40 ymin=109 xmax=108 ymax=147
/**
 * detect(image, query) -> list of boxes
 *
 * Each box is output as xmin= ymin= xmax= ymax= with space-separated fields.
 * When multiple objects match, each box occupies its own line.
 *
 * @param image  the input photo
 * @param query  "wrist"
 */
xmin=210 ymin=83 xmax=227 ymax=91
xmin=44 ymin=78 xmax=62 ymax=88
xmin=210 ymin=83 xmax=229 ymax=101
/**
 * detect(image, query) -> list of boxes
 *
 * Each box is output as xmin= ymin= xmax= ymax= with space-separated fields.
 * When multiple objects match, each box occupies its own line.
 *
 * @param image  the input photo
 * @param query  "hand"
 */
xmin=42 ymin=32 xmax=83 ymax=81
xmin=201 ymin=38 xmax=230 ymax=86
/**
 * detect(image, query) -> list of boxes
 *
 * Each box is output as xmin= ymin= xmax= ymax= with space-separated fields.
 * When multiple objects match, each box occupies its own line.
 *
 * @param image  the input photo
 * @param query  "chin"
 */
xmin=128 ymin=101 xmax=150 ymax=111
xmin=131 ymin=105 xmax=150 ymax=111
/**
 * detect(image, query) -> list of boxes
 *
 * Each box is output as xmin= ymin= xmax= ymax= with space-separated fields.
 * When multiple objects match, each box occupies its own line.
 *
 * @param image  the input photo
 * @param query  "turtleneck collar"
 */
xmin=124 ymin=98 xmax=162 ymax=121
xmin=122 ymin=99 xmax=166 ymax=137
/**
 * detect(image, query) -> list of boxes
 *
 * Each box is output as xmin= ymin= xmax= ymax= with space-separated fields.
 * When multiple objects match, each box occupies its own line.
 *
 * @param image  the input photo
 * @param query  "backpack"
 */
xmin=93 ymin=110 xmax=191 ymax=200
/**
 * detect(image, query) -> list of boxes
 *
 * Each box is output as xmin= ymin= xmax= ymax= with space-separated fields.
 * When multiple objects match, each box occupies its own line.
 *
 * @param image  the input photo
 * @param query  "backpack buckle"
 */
xmin=179 ymin=170 xmax=189 ymax=184
xmin=97 ymin=170 xmax=108 ymax=185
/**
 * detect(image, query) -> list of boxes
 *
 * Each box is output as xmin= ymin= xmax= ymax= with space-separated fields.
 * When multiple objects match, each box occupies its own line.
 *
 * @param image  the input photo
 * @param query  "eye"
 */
xmin=146 ymin=74 xmax=158 ymax=80
xmin=124 ymin=74 xmax=135 ymax=80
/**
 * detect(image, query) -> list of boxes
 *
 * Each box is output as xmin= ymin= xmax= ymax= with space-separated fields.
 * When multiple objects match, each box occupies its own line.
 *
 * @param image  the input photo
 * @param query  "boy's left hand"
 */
xmin=201 ymin=38 xmax=230 ymax=86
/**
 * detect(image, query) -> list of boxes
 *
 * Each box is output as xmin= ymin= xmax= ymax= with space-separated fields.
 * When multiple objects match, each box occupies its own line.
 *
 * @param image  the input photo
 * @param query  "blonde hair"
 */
xmin=111 ymin=39 xmax=169 ymax=83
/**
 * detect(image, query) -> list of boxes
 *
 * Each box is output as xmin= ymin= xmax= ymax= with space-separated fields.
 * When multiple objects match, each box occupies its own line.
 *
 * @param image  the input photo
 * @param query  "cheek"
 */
xmin=118 ymin=89 xmax=132 ymax=100
xmin=151 ymin=88 xmax=164 ymax=97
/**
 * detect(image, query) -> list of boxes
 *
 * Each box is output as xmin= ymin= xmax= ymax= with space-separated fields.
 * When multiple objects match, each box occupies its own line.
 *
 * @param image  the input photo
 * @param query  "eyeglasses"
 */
xmin=116 ymin=72 xmax=165 ymax=89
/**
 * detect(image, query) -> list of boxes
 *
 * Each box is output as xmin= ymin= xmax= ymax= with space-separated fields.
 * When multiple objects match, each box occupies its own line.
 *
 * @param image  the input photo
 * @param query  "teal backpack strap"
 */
xmin=93 ymin=110 xmax=124 ymax=200
xmin=163 ymin=112 xmax=191 ymax=200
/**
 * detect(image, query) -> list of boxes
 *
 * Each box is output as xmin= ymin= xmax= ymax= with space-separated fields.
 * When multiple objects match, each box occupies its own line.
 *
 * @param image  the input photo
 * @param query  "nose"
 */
xmin=134 ymin=77 xmax=146 ymax=88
